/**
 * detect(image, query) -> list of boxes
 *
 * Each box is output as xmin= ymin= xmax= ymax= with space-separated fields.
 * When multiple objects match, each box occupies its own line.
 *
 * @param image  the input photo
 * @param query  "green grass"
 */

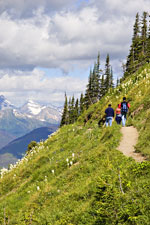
xmin=1 ymin=64 xmax=150 ymax=224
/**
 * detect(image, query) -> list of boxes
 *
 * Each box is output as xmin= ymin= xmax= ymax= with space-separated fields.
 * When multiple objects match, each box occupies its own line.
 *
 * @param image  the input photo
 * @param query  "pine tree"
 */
xmin=139 ymin=11 xmax=148 ymax=64
xmin=116 ymin=77 xmax=120 ymax=87
xmin=70 ymin=96 xmax=75 ymax=123
xmin=125 ymin=13 xmax=141 ymax=76
xmin=104 ymin=54 xmax=111 ymax=92
xmin=79 ymin=93 xmax=84 ymax=114
xmin=93 ymin=52 xmax=102 ymax=102
xmin=92 ymin=63 xmax=99 ymax=103
xmin=84 ymin=69 xmax=94 ymax=109
xmin=68 ymin=97 xmax=73 ymax=124
xmin=74 ymin=98 xmax=79 ymax=121
xmin=146 ymin=13 xmax=150 ymax=62
xmin=141 ymin=12 xmax=148 ymax=55
xmin=99 ymin=74 xmax=105 ymax=98
xmin=84 ymin=52 xmax=102 ymax=108
xmin=110 ymin=66 xmax=114 ymax=89
xmin=60 ymin=93 xmax=68 ymax=127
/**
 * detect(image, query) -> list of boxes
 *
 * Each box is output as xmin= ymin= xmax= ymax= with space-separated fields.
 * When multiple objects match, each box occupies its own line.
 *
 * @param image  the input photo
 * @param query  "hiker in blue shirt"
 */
xmin=105 ymin=104 xmax=114 ymax=127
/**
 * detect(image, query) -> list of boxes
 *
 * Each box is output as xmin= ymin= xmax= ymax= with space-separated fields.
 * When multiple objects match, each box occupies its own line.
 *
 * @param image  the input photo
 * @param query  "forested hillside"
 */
xmin=1 ymin=62 xmax=150 ymax=224
xmin=60 ymin=12 xmax=150 ymax=127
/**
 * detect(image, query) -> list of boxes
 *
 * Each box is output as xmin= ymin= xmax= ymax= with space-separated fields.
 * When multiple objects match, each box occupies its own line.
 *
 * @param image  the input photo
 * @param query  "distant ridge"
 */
xmin=0 ymin=125 xmax=58 ymax=167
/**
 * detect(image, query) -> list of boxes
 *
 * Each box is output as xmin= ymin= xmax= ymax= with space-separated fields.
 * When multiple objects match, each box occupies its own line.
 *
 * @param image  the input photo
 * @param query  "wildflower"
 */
xmin=0 ymin=168 xmax=8 ymax=178
xmin=72 ymin=153 xmax=75 ymax=158
xmin=45 ymin=176 xmax=48 ymax=182
xmin=52 ymin=170 xmax=55 ymax=174
xmin=70 ymin=161 xmax=73 ymax=166
xmin=66 ymin=158 xmax=69 ymax=162
xmin=37 ymin=186 xmax=40 ymax=191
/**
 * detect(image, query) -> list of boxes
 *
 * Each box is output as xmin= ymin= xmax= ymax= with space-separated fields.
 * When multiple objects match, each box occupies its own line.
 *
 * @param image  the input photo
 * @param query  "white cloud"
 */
xmin=0 ymin=0 xmax=149 ymax=105
xmin=0 ymin=5 xmax=133 ymax=71
xmin=0 ymin=0 xmax=76 ymax=17
xmin=91 ymin=0 xmax=150 ymax=17
xmin=0 ymin=69 xmax=86 ymax=106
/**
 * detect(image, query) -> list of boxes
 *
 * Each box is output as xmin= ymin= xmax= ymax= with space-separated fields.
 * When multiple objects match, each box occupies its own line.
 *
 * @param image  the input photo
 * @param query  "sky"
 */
xmin=0 ymin=0 xmax=149 ymax=107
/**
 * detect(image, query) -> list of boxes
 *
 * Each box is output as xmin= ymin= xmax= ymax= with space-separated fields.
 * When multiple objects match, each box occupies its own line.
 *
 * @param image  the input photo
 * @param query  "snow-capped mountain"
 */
xmin=0 ymin=95 xmax=15 ymax=110
xmin=0 ymin=96 xmax=61 ymax=138
xmin=0 ymin=96 xmax=61 ymax=167
xmin=20 ymin=99 xmax=46 ymax=116
xmin=36 ymin=106 xmax=61 ymax=123
xmin=48 ymin=103 xmax=63 ymax=114
xmin=19 ymin=99 xmax=62 ymax=123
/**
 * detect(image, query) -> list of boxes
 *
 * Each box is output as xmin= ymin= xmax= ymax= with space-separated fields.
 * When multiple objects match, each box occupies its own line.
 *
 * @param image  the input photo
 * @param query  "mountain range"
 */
xmin=0 ymin=95 xmax=62 ymax=140
xmin=0 ymin=95 xmax=62 ymax=167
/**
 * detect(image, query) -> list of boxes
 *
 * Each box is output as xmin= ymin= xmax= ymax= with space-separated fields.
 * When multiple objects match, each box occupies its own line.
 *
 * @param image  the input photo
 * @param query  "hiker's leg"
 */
xmin=124 ymin=117 xmax=127 ymax=126
xmin=116 ymin=116 xmax=120 ymax=124
xmin=122 ymin=115 xmax=126 ymax=126
xmin=106 ymin=117 xmax=109 ymax=127
xmin=116 ymin=116 xmax=118 ymax=124
xmin=119 ymin=117 xmax=122 ymax=124
xmin=109 ymin=117 xmax=113 ymax=126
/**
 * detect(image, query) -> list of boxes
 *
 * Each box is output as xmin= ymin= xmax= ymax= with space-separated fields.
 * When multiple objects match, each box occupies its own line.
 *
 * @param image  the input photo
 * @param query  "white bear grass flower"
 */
xmin=37 ymin=186 xmax=40 ymax=191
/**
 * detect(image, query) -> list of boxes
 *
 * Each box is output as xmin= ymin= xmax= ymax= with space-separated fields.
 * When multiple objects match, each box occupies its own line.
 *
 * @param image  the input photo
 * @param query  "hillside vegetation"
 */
xmin=1 ymin=64 xmax=150 ymax=224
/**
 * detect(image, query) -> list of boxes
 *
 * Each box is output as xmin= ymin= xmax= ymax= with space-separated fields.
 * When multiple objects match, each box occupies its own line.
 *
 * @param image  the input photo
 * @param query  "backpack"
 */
xmin=121 ymin=102 xmax=128 ymax=114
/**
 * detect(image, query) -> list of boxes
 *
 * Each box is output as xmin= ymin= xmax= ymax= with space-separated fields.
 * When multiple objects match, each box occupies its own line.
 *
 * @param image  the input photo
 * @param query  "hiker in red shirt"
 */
xmin=118 ymin=97 xmax=130 ymax=127
xmin=115 ymin=104 xmax=122 ymax=124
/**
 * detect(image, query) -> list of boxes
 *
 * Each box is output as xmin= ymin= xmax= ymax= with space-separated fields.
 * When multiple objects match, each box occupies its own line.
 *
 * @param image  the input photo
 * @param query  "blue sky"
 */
xmin=0 ymin=0 xmax=149 ymax=106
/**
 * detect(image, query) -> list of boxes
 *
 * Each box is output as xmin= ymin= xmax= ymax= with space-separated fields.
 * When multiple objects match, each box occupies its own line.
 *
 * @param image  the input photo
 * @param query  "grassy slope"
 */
xmin=0 ymin=64 xmax=150 ymax=224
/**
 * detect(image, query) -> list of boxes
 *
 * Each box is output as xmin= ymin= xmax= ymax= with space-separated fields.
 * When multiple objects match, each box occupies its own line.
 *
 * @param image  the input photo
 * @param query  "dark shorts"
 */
xmin=116 ymin=115 xmax=122 ymax=124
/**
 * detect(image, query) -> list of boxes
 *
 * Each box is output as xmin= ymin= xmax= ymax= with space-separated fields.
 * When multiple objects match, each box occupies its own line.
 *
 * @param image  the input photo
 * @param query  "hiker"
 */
xmin=119 ymin=97 xmax=130 ymax=127
xmin=115 ymin=104 xmax=122 ymax=124
xmin=105 ymin=104 xmax=114 ymax=127
xmin=98 ymin=115 xmax=106 ymax=127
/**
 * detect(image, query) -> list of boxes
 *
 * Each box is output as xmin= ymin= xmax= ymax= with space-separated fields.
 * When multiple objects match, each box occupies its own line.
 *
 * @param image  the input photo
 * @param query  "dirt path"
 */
xmin=118 ymin=126 xmax=145 ymax=162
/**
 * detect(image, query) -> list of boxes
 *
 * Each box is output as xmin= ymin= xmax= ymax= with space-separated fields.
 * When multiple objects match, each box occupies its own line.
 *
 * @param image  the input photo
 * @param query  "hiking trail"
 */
xmin=118 ymin=126 xmax=145 ymax=162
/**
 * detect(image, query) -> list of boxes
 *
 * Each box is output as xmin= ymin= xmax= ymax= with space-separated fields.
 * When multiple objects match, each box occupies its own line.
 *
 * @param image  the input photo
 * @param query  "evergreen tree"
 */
xmin=99 ymin=74 xmax=105 ymax=98
xmin=92 ymin=63 xmax=99 ymax=103
xmin=74 ymin=98 xmax=79 ymax=121
xmin=70 ymin=96 xmax=75 ymax=123
xmin=79 ymin=93 xmax=84 ymax=114
xmin=125 ymin=12 xmax=149 ymax=77
xmin=68 ymin=97 xmax=72 ymax=124
xmin=104 ymin=54 xmax=111 ymax=92
xmin=141 ymin=12 xmax=148 ymax=55
xmin=138 ymin=11 xmax=148 ymax=64
xmin=116 ymin=77 xmax=120 ymax=87
xmin=147 ymin=13 xmax=150 ymax=62
xmin=110 ymin=66 xmax=114 ymax=89
xmin=84 ymin=52 xmax=102 ymax=108
xmin=125 ymin=13 xmax=141 ymax=76
xmin=60 ymin=93 xmax=68 ymax=127
xmin=93 ymin=53 xmax=102 ymax=102
xmin=84 ymin=69 xmax=94 ymax=109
